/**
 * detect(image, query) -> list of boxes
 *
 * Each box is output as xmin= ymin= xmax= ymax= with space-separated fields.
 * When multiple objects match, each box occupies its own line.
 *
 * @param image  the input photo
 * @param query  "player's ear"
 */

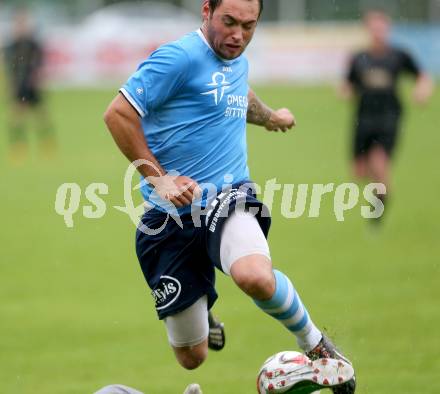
xmin=201 ymin=0 xmax=210 ymax=22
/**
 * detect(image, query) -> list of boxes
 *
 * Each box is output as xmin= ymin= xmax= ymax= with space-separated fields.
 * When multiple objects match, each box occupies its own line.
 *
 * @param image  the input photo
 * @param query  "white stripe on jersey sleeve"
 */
xmin=119 ymin=88 xmax=146 ymax=118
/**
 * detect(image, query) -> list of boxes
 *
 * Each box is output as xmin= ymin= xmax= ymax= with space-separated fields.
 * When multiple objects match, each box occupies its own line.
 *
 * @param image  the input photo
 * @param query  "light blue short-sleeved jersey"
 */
xmin=120 ymin=30 xmax=250 ymax=212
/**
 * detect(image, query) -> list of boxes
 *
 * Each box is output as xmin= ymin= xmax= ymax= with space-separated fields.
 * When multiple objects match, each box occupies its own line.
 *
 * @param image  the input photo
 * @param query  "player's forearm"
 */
xmin=416 ymin=73 xmax=433 ymax=91
xmin=247 ymin=89 xmax=273 ymax=126
xmin=104 ymin=104 xmax=165 ymax=180
xmin=339 ymin=82 xmax=354 ymax=100
xmin=247 ymin=89 xmax=296 ymax=132
xmin=414 ymin=73 xmax=434 ymax=104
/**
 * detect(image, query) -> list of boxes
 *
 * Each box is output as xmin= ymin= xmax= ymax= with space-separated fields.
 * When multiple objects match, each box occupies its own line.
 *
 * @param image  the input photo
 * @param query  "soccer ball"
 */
xmin=257 ymin=351 xmax=311 ymax=393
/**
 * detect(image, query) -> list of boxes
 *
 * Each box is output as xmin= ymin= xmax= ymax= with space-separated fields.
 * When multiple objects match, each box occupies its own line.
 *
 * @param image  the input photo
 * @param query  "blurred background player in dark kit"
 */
xmin=341 ymin=9 xmax=433 ymax=219
xmin=3 ymin=8 xmax=55 ymax=162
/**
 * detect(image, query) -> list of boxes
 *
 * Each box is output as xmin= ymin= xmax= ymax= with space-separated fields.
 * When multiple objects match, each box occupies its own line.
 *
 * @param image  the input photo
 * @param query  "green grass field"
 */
xmin=0 ymin=84 xmax=439 ymax=394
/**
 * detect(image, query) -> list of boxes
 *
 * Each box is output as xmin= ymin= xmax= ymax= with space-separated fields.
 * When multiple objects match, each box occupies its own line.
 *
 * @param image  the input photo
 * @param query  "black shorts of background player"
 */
xmin=3 ymin=8 xmax=55 ymax=162
xmin=341 ymin=9 xmax=433 ymax=216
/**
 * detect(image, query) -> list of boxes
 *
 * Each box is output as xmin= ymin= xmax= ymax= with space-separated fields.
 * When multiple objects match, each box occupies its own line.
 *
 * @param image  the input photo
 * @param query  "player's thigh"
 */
xmin=220 ymin=210 xmax=271 ymax=275
xmin=135 ymin=211 xmax=217 ymax=320
xmin=353 ymin=151 xmax=369 ymax=178
xmin=353 ymin=121 xmax=374 ymax=159
xmin=165 ymin=296 xmax=209 ymax=369
xmin=165 ymin=295 xmax=209 ymax=348
xmin=374 ymin=120 xmax=400 ymax=158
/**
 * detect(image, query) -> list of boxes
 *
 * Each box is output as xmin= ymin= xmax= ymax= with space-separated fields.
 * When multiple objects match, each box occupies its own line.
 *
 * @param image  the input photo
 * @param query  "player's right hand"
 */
xmin=149 ymin=174 xmax=202 ymax=208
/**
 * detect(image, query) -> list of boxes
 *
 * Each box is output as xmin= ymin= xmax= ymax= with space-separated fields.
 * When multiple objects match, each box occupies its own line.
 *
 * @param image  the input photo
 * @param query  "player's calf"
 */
xmin=254 ymin=270 xmax=323 ymax=352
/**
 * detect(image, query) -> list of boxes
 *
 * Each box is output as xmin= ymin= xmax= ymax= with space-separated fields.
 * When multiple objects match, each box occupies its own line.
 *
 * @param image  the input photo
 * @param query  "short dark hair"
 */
xmin=208 ymin=0 xmax=264 ymax=18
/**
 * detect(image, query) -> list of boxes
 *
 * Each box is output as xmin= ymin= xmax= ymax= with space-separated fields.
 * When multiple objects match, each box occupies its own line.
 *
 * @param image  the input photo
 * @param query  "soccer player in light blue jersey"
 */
xmin=104 ymin=1 xmax=355 ymax=392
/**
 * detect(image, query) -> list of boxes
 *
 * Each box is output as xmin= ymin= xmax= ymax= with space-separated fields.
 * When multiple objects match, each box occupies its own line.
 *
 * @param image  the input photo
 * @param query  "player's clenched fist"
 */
xmin=265 ymin=108 xmax=296 ymax=132
xmin=149 ymin=174 xmax=202 ymax=207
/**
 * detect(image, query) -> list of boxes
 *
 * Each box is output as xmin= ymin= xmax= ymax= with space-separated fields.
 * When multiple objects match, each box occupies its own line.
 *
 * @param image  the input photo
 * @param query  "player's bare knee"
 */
xmin=232 ymin=256 xmax=275 ymax=299
xmin=174 ymin=346 xmax=207 ymax=370
xmin=178 ymin=356 xmax=204 ymax=370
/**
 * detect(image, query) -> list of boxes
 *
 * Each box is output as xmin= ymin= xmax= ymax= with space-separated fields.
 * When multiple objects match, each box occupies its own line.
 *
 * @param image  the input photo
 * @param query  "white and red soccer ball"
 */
xmin=257 ymin=351 xmax=311 ymax=394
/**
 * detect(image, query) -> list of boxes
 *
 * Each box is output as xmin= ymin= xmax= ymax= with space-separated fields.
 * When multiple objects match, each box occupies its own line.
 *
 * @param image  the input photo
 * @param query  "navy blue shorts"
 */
xmin=135 ymin=183 xmax=271 ymax=320
xmin=354 ymin=115 xmax=401 ymax=157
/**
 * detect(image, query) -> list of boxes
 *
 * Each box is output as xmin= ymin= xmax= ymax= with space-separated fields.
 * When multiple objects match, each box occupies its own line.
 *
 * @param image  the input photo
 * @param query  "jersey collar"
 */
xmin=196 ymin=28 xmax=235 ymax=64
